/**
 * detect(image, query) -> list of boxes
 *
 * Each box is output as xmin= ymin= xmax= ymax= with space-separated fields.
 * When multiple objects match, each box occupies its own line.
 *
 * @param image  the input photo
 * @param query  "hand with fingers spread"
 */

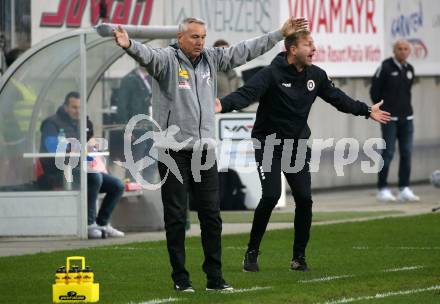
xmin=113 ymin=25 xmax=130 ymax=49
xmin=370 ymin=100 xmax=391 ymax=124
xmin=281 ymin=17 xmax=309 ymax=37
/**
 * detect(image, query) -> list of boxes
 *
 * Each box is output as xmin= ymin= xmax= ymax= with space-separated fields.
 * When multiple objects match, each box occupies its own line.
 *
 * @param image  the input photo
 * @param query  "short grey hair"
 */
xmin=393 ymin=39 xmax=410 ymax=51
xmin=178 ymin=17 xmax=206 ymax=32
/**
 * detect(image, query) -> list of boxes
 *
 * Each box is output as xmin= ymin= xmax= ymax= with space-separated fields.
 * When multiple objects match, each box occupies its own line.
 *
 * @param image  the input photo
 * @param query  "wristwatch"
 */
xmin=365 ymin=106 xmax=372 ymax=119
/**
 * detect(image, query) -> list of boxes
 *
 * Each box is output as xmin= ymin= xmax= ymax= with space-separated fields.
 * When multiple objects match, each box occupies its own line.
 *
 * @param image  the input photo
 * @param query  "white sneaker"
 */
xmin=99 ymin=224 xmax=125 ymax=237
xmin=398 ymin=187 xmax=420 ymax=202
xmin=377 ymin=188 xmax=396 ymax=202
xmin=88 ymin=223 xmax=103 ymax=239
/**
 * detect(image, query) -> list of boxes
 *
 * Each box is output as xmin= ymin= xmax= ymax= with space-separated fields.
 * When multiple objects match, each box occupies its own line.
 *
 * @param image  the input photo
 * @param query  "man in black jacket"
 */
xmin=117 ymin=66 xmax=152 ymax=123
xmin=39 ymin=92 xmax=125 ymax=239
xmin=216 ymin=31 xmax=390 ymax=272
xmin=370 ymin=39 xmax=419 ymax=202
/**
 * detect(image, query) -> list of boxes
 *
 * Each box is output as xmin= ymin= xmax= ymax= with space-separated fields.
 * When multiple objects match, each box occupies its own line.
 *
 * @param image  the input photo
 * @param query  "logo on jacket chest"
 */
xmin=179 ymin=68 xmax=189 ymax=79
xmin=178 ymin=81 xmax=191 ymax=90
xmin=201 ymin=70 xmax=212 ymax=87
xmin=281 ymin=82 xmax=292 ymax=87
xmin=307 ymin=80 xmax=315 ymax=91
xmin=178 ymin=68 xmax=191 ymax=90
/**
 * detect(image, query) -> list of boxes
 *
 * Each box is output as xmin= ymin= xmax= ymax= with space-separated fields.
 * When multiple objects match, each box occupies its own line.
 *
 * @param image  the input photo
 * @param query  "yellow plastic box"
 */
xmin=52 ymin=256 xmax=99 ymax=303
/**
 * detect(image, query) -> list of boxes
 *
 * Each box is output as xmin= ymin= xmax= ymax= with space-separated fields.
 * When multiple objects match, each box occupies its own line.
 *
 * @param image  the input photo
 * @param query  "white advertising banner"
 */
xmin=384 ymin=0 xmax=440 ymax=76
xmin=32 ymin=0 xmax=282 ymax=72
xmin=281 ymin=0 xmax=385 ymax=77
xmin=31 ymin=0 xmax=439 ymax=76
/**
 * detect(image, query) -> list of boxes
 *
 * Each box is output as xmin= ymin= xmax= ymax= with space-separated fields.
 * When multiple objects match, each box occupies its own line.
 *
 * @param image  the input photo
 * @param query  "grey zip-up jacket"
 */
xmin=125 ymin=30 xmax=283 ymax=149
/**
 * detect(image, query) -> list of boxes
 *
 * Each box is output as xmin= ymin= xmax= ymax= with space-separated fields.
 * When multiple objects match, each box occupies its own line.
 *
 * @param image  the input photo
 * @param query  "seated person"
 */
xmin=38 ymin=91 xmax=125 ymax=239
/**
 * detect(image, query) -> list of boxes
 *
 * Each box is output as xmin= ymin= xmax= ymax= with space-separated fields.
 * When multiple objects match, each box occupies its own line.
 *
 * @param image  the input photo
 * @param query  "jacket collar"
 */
xmin=171 ymin=42 xmax=204 ymax=67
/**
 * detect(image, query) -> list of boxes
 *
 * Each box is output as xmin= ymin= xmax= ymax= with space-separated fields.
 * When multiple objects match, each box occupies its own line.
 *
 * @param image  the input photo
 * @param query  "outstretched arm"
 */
xmin=212 ymin=17 xmax=308 ymax=71
xmin=113 ymin=25 xmax=169 ymax=79
xmin=318 ymin=71 xmax=390 ymax=123
xmin=217 ymin=67 xmax=272 ymax=113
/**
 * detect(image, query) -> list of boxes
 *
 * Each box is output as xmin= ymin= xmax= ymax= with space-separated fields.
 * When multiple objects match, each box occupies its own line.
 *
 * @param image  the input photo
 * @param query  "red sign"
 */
xmin=40 ymin=0 xmax=154 ymax=27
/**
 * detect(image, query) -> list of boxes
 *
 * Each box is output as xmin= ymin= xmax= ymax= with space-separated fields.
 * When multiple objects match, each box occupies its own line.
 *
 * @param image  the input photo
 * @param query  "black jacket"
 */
xmin=39 ymin=106 xmax=93 ymax=176
xmin=221 ymin=52 xmax=370 ymax=140
xmin=370 ymin=57 xmax=414 ymax=118
xmin=116 ymin=69 xmax=152 ymax=124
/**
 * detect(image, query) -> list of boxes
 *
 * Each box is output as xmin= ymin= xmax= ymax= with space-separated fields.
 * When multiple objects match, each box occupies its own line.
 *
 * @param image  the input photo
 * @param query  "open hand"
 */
xmin=281 ymin=17 xmax=309 ymax=37
xmin=370 ymin=100 xmax=391 ymax=124
xmin=113 ymin=25 xmax=130 ymax=49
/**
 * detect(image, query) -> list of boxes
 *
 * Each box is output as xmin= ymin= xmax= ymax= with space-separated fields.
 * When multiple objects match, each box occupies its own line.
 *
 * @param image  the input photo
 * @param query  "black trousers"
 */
xmin=158 ymin=149 xmax=222 ymax=284
xmin=248 ymin=145 xmax=313 ymax=258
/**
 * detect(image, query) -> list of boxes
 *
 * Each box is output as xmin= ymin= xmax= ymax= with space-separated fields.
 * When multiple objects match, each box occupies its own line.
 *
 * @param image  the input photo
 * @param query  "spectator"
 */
xmin=39 ymin=91 xmax=125 ymax=239
xmin=370 ymin=39 xmax=420 ymax=202
xmin=212 ymin=39 xmax=241 ymax=98
xmin=116 ymin=65 xmax=152 ymax=123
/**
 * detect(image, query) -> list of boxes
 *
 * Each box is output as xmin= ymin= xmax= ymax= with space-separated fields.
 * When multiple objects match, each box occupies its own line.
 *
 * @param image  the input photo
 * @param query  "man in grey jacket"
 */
xmin=113 ymin=17 xmax=308 ymax=292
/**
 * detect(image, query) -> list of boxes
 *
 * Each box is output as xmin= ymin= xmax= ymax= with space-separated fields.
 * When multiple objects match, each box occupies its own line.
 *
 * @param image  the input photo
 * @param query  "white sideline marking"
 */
xmin=93 ymin=247 xmax=145 ymax=251
xmin=90 ymin=247 xmax=162 ymax=251
xmin=221 ymin=286 xmax=272 ymax=294
xmin=299 ymin=275 xmax=354 ymax=283
xmin=353 ymin=246 xmax=440 ymax=250
xmin=383 ymin=265 xmax=424 ymax=272
xmin=318 ymin=285 xmax=440 ymax=304
xmin=128 ymin=297 xmax=181 ymax=304
xmin=395 ymin=246 xmax=440 ymax=250
xmin=352 ymin=246 xmax=368 ymax=250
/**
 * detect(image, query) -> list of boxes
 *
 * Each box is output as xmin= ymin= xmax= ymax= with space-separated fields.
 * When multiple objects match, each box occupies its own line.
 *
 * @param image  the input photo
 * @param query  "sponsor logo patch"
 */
xmin=179 ymin=68 xmax=189 ymax=79
xmin=307 ymin=80 xmax=315 ymax=91
xmin=178 ymin=81 xmax=191 ymax=90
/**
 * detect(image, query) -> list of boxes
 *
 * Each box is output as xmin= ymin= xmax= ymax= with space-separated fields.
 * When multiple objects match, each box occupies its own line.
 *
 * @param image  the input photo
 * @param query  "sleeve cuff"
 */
xmin=269 ymin=30 xmax=284 ymax=42
xmin=220 ymin=98 xmax=228 ymax=113
xmin=125 ymin=39 xmax=135 ymax=52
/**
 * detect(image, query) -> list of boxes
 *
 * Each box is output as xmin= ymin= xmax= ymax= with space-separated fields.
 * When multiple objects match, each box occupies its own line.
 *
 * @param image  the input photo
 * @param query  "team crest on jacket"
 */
xmin=307 ymin=80 xmax=315 ymax=91
xmin=406 ymin=70 xmax=413 ymax=79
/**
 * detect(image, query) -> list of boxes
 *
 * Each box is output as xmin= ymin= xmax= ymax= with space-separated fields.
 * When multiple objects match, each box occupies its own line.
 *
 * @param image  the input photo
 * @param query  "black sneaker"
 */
xmin=206 ymin=278 xmax=234 ymax=291
xmin=174 ymin=282 xmax=195 ymax=292
xmin=290 ymin=256 xmax=309 ymax=272
xmin=243 ymin=250 xmax=260 ymax=272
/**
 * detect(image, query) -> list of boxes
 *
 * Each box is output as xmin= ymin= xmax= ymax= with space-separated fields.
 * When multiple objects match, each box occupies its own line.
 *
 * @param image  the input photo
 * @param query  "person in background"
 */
xmin=212 ymin=39 xmax=241 ymax=98
xmin=113 ymin=66 xmax=155 ymax=182
xmin=39 ymin=91 xmax=125 ymax=239
xmin=370 ymin=39 xmax=420 ymax=202
xmin=116 ymin=65 xmax=152 ymax=123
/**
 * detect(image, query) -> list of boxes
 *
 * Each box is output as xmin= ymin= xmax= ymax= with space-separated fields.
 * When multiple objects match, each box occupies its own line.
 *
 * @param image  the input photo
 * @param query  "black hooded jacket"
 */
xmin=221 ymin=52 xmax=370 ymax=141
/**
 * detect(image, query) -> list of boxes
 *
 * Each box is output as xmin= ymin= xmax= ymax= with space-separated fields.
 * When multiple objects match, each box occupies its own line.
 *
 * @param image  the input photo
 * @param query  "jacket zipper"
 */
xmin=194 ymin=70 xmax=202 ymax=140
xmin=165 ymin=110 xmax=171 ymax=136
